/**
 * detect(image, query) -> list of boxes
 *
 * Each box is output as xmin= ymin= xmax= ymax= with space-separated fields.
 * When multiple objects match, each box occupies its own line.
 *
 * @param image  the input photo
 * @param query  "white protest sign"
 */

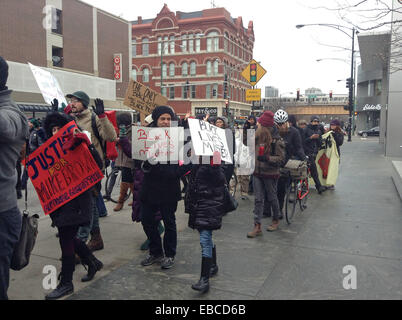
xmin=28 ymin=63 xmax=68 ymax=106
xmin=188 ymin=118 xmax=232 ymax=164
xmin=132 ymin=126 xmax=184 ymax=162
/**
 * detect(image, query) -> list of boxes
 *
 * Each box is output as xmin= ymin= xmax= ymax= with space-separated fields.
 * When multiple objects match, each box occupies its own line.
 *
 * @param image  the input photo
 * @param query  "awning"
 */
xmin=17 ymin=104 xmax=52 ymax=112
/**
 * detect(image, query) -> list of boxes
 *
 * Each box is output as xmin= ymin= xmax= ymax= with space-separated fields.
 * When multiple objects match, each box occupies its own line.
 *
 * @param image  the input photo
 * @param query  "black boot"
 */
xmin=45 ymin=256 xmax=74 ymax=300
xmin=81 ymin=253 xmax=103 ymax=282
xmin=75 ymin=239 xmax=103 ymax=282
xmin=210 ymin=246 xmax=218 ymax=277
xmin=192 ymin=257 xmax=212 ymax=294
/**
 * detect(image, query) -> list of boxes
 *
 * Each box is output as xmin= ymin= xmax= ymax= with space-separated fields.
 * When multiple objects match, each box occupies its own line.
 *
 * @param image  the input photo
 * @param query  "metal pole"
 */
xmin=160 ymin=41 xmax=163 ymax=94
xmin=348 ymin=27 xmax=355 ymax=142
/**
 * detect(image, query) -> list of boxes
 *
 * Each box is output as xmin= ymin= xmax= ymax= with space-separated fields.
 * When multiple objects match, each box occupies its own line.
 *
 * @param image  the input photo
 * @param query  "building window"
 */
xmin=169 ymin=63 xmax=175 ymax=77
xmin=182 ymin=62 xmax=188 ymax=76
xmin=206 ymin=61 xmax=212 ymax=76
xmin=164 ymin=36 xmax=169 ymax=54
xmin=131 ymin=69 xmax=137 ymax=81
xmin=181 ymin=35 xmax=187 ymax=52
xmin=195 ymin=35 xmax=201 ymax=52
xmin=162 ymin=63 xmax=167 ymax=78
xmin=183 ymin=84 xmax=189 ymax=99
xmin=142 ymin=38 xmax=149 ymax=56
xmin=375 ymin=80 xmax=382 ymax=96
xmin=143 ymin=68 xmax=149 ymax=82
xmin=191 ymin=85 xmax=196 ymax=99
xmin=213 ymin=60 xmax=219 ymax=75
xmin=162 ymin=86 xmax=167 ymax=97
xmin=52 ymin=46 xmax=63 ymax=67
xmin=170 ymin=36 xmax=175 ymax=54
xmin=190 ymin=62 xmax=196 ymax=76
xmin=206 ymin=85 xmax=211 ymax=99
xmin=213 ymin=84 xmax=218 ymax=99
xmin=368 ymin=80 xmax=374 ymax=96
xmin=169 ymin=85 xmax=175 ymax=99
xmin=157 ymin=37 xmax=162 ymax=55
xmin=132 ymin=40 xmax=137 ymax=57
xmin=52 ymin=8 xmax=62 ymax=35
xmin=189 ymin=34 xmax=194 ymax=53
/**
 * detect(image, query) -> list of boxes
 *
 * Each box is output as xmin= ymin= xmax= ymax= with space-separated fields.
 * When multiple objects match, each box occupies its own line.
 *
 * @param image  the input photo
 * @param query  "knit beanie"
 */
xmin=288 ymin=115 xmax=297 ymax=127
xmin=29 ymin=118 xmax=40 ymax=129
xmin=330 ymin=119 xmax=340 ymax=126
xmin=257 ymin=111 xmax=275 ymax=127
xmin=0 ymin=56 xmax=9 ymax=91
xmin=116 ymin=112 xmax=132 ymax=126
xmin=43 ymin=112 xmax=73 ymax=139
xmin=152 ymin=106 xmax=175 ymax=122
xmin=310 ymin=115 xmax=320 ymax=122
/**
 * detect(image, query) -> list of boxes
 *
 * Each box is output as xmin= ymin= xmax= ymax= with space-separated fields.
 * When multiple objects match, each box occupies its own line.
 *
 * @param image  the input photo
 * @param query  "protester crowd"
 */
xmin=0 ymin=56 xmax=344 ymax=300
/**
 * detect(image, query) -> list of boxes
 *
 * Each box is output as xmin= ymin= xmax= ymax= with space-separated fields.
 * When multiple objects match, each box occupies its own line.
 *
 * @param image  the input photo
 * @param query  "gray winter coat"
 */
xmin=0 ymin=89 xmax=29 ymax=213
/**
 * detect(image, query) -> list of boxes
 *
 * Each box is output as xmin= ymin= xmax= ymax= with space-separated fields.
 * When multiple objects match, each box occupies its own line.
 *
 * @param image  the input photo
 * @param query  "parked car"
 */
xmin=358 ymin=126 xmax=379 ymax=138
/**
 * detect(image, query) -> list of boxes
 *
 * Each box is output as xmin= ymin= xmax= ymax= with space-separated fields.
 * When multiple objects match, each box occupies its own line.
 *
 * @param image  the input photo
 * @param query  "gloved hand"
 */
xmin=119 ymin=125 xmax=127 ymax=138
xmin=51 ymin=98 xmax=59 ymax=112
xmin=62 ymin=131 xmax=91 ymax=151
xmin=257 ymin=155 xmax=268 ymax=162
xmin=92 ymin=98 xmax=105 ymax=118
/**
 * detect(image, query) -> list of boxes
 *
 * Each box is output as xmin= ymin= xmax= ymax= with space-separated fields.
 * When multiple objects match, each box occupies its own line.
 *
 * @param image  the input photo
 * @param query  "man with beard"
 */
xmin=304 ymin=115 xmax=326 ymax=194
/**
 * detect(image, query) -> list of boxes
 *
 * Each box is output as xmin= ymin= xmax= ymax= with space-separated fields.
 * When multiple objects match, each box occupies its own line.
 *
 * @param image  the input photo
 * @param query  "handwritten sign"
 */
xmin=123 ymin=80 xmax=168 ymax=116
xmin=132 ymin=126 xmax=184 ymax=162
xmin=188 ymin=119 xmax=232 ymax=164
xmin=26 ymin=121 xmax=104 ymax=215
xmin=28 ymin=63 xmax=68 ymax=106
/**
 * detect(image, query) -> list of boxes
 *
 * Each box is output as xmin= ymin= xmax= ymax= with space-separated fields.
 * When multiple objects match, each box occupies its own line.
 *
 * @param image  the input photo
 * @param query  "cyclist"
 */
xmin=272 ymin=109 xmax=306 ymax=218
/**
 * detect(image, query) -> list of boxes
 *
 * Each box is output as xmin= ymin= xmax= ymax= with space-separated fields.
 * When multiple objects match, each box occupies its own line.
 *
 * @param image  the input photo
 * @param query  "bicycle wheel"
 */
xmin=285 ymin=181 xmax=298 ymax=224
xmin=107 ymin=168 xmax=132 ymax=204
xmin=299 ymin=178 xmax=309 ymax=211
xmin=229 ymin=173 xmax=238 ymax=197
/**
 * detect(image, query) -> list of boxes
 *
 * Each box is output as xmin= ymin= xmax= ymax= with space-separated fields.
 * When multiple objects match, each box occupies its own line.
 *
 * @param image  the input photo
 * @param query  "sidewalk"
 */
xmin=8 ymin=137 xmax=402 ymax=300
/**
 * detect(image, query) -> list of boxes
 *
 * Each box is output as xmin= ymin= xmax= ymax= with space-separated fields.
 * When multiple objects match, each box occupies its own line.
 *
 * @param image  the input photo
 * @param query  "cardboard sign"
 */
xmin=123 ymin=80 xmax=168 ymax=116
xmin=188 ymin=119 xmax=232 ymax=164
xmin=28 ymin=63 xmax=68 ymax=106
xmin=132 ymin=126 xmax=184 ymax=162
xmin=26 ymin=121 xmax=104 ymax=215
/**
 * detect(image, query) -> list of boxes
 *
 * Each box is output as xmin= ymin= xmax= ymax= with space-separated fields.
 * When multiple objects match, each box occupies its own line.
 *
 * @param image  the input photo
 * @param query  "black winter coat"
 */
xmin=303 ymin=124 xmax=325 ymax=156
xmin=331 ymin=131 xmax=344 ymax=157
xmin=186 ymin=164 xmax=227 ymax=231
xmin=282 ymin=126 xmax=306 ymax=163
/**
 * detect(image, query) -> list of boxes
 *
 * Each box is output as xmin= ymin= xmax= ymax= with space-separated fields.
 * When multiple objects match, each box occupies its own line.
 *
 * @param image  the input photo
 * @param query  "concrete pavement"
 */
xmin=8 ymin=137 xmax=402 ymax=300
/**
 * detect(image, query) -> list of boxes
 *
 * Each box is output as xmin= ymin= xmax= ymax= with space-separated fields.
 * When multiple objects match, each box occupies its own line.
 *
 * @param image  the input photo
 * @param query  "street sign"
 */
xmin=246 ymin=89 xmax=261 ymax=101
xmin=114 ymin=53 xmax=122 ymax=83
xmin=241 ymin=59 xmax=267 ymax=86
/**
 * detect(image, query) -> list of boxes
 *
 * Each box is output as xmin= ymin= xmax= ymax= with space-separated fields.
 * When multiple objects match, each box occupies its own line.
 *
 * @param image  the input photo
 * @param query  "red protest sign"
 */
xmin=26 ymin=121 xmax=104 ymax=215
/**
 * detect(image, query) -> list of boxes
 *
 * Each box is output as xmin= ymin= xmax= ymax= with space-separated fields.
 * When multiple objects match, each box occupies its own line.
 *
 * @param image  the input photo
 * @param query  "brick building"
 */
xmin=0 ymin=0 xmax=132 ymax=116
xmin=131 ymin=4 xmax=255 ymax=118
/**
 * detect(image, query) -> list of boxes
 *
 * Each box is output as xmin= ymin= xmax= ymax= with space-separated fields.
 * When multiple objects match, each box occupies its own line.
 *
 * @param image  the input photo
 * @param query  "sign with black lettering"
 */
xmin=26 ymin=121 xmax=103 ymax=215
xmin=194 ymin=107 xmax=218 ymax=116
xmin=123 ymin=80 xmax=168 ymax=116
xmin=188 ymin=118 xmax=232 ymax=163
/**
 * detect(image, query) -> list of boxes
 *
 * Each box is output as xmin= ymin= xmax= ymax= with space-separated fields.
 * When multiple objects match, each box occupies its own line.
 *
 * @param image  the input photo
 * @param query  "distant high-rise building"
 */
xmin=265 ymin=86 xmax=278 ymax=98
xmin=305 ymin=87 xmax=324 ymax=96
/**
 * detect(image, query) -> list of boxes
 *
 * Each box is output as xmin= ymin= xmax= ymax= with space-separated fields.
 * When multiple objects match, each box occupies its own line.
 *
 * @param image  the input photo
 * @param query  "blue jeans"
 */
xmin=0 ymin=207 xmax=22 ymax=300
xmin=77 ymin=195 xmax=99 ymax=242
xmin=96 ymin=192 xmax=108 ymax=217
xmin=141 ymin=202 xmax=178 ymax=258
xmin=199 ymin=230 xmax=214 ymax=258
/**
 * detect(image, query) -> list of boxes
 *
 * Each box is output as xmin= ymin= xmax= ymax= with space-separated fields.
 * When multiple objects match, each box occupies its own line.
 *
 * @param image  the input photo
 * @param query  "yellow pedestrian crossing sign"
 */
xmin=241 ymin=59 xmax=267 ymax=86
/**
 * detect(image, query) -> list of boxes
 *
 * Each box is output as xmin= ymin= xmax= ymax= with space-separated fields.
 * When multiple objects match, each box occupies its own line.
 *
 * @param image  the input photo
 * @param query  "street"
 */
xmin=8 ymin=137 xmax=402 ymax=300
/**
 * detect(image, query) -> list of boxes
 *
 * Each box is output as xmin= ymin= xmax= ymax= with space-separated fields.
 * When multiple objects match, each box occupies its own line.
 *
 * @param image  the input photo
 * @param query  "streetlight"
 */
xmin=296 ymin=23 xmax=356 ymax=142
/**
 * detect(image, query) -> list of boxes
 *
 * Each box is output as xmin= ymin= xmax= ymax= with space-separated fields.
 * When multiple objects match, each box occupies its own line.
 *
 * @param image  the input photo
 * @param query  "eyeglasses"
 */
xmin=69 ymin=98 xmax=80 ymax=103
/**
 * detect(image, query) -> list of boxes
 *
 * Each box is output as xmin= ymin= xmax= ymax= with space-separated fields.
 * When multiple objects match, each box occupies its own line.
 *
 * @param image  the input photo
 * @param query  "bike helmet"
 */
xmin=274 ymin=109 xmax=288 ymax=124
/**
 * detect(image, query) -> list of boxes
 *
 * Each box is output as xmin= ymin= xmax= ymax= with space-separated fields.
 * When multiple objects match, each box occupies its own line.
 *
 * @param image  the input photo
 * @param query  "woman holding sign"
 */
xmin=42 ymin=112 xmax=104 ymax=300
xmin=247 ymin=111 xmax=285 ymax=236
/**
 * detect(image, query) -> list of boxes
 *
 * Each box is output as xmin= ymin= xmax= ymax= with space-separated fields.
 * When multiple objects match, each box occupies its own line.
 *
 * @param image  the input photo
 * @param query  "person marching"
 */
xmin=326 ymin=119 xmax=344 ymax=190
xmin=185 ymin=152 xmax=227 ymax=294
xmin=247 ymin=111 xmax=285 ymax=236
xmin=42 ymin=111 xmax=103 ymax=300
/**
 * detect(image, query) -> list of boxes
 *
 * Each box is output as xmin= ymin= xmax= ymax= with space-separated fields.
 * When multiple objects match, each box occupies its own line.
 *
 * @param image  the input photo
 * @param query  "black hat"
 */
xmin=0 ymin=56 xmax=9 ymax=91
xmin=310 ymin=115 xmax=320 ymax=122
xmin=288 ymin=115 xmax=297 ymax=127
xmin=43 ymin=112 xmax=74 ymax=139
xmin=66 ymin=91 xmax=90 ymax=108
xmin=152 ymin=106 xmax=175 ymax=123
xmin=116 ymin=112 xmax=132 ymax=126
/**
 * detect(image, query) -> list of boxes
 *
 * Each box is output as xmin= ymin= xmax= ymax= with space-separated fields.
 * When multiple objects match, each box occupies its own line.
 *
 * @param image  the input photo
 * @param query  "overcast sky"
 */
xmin=82 ymin=0 xmax=392 ymax=97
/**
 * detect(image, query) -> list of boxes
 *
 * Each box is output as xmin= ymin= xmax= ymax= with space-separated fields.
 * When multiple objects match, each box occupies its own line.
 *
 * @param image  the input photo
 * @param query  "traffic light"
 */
xmin=212 ymin=89 xmax=217 ymax=97
xmin=354 ymin=111 xmax=358 ymax=116
xmin=296 ymin=89 xmax=300 ymax=101
xmin=329 ymin=90 xmax=333 ymax=99
xmin=223 ymin=74 xmax=228 ymax=99
xmin=346 ymin=78 xmax=352 ymax=89
xmin=250 ymin=63 xmax=257 ymax=82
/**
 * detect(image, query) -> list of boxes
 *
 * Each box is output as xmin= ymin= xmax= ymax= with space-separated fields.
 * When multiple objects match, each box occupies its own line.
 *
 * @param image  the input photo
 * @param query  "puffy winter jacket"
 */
xmin=186 ymin=164 xmax=227 ymax=230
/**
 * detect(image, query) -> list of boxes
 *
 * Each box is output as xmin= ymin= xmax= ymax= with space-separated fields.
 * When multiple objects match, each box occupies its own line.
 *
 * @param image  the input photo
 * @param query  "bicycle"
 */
xmin=104 ymin=165 xmax=132 ymax=204
xmin=283 ymin=160 xmax=310 ymax=225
